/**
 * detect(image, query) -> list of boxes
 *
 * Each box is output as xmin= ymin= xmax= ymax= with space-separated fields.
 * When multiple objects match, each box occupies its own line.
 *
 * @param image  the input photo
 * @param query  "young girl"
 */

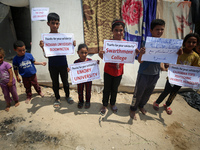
xmin=153 ymin=33 xmax=200 ymax=115
xmin=74 ymin=44 xmax=92 ymax=109
xmin=99 ymin=19 xmax=139 ymax=115
xmin=0 ymin=48 xmax=19 ymax=111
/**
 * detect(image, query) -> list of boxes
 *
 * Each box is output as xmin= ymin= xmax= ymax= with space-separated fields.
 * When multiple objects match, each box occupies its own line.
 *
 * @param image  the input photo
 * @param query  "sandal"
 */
xmin=77 ymin=102 xmax=84 ymax=109
xmin=111 ymin=105 xmax=118 ymax=113
xmin=53 ymin=100 xmax=61 ymax=108
xmin=5 ymin=103 xmax=11 ymax=112
xmin=129 ymin=110 xmax=137 ymax=120
xmin=85 ymin=102 xmax=90 ymax=109
xmin=153 ymin=101 xmax=159 ymax=111
xmin=66 ymin=97 xmax=74 ymax=104
xmin=100 ymin=106 xmax=107 ymax=115
xmin=163 ymin=104 xmax=172 ymax=115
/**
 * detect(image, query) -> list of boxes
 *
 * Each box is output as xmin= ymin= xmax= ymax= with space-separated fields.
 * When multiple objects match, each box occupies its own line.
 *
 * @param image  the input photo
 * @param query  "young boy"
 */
xmin=13 ymin=40 xmax=46 ymax=103
xmin=39 ymin=12 xmax=76 ymax=108
xmin=129 ymin=19 xmax=166 ymax=120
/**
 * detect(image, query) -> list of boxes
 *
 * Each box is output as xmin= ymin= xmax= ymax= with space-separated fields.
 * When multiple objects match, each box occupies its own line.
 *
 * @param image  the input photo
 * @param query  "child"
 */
xmin=13 ymin=40 xmax=46 ymax=104
xmin=153 ymin=33 xmax=200 ymax=115
xmin=129 ymin=19 xmax=166 ymax=120
xmin=39 ymin=12 xmax=76 ymax=108
xmin=0 ymin=48 xmax=19 ymax=111
xmin=74 ymin=44 xmax=92 ymax=109
xmin=99 ymin=19 xmax=139 ymax=115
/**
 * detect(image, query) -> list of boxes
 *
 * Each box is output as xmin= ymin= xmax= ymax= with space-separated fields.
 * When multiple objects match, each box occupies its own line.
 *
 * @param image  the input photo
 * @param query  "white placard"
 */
xmin=103 ymin=40 xmax=138 ymax=64
xmin=69 ymin=60 xmax=100 ymax=85
xmin=41 ymin=33 xmax=74 ymax=57
xmin=168 ymin=64 xmax=200 ymax=89
xmin=31 ymin=7 xmax=49 ymax=21
xmin=142 ymin=37 xmax=183 ymax=64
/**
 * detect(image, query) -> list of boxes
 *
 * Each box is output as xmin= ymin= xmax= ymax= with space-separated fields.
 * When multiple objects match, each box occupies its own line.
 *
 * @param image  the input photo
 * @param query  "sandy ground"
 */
xmin=0 ymin=80 xmax=200 ymax=150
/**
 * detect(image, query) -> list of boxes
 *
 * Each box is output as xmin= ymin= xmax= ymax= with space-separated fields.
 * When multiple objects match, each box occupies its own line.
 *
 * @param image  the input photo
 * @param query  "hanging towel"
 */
xmin=82 ymin=0 xmax=121 ymax=54
xmin=156 ymin=0 xmax=193 ymax=39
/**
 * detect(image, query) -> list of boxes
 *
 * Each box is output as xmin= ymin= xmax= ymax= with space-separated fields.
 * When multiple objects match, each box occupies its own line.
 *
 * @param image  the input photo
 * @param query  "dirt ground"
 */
xmin=0 ymin=80 xmax=200 ymax=150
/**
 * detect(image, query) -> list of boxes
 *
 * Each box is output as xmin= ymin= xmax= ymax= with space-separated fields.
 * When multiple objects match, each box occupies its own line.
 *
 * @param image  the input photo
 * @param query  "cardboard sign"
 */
xmin=41 ymin=33 xmax=74 ymax=57
xmin=168 ymin=64 xmax=200 ymax=89
xmin=31 ymin=7 xmax=49 ymax=21
xmin=142 ymin=37 xmax=183 ymax=64
xmin=103 ymin=40 xmax=138 ymax=64
xmin=69 ymin=60 xmax=100 ymax=85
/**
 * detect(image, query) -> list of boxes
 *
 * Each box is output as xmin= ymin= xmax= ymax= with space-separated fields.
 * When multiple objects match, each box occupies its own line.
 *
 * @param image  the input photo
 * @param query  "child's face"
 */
xmin=150 ymin=25 xmax=165 ymax=37
xmin=0 ymin=54 xmax=4 ymax=64
xmin=183 ymin=37 xmax=197 ymax=53
xmin=47 ymin=20 xmax=60 ymax=33
xmin=78 ymin=47 xmax=88 ymax=61
xmin=112 ymin=25 xmax=124 ymax=40
xmin=195 ymin=45 xmax=200 ymax=54
xmin=15 ymin=46 xmax=26 ymax=56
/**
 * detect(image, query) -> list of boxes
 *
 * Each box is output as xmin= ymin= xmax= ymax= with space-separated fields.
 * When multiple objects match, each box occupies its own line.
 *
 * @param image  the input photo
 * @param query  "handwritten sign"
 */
xmin=69 ymin=60 xmax=100 ymax=85
xmin=41 ymin=33 xmax=74 ymax=57
xmin=103 ymin=40 xmax=138 ymax=64
xmin=31 ymin=7 xmax=49 ymax=21
xmin=168 ymin=64 xmax=200 ymax=89
xmin=142 ymin=37 xmax=183 ymax=64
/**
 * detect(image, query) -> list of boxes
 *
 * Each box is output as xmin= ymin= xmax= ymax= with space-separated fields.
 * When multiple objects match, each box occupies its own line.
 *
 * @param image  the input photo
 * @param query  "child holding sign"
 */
xmin=129 ymin=19 xmax=166 ymax=120
xmin=153 ymin=33 xmax=200 ymax=115
xmin=0 ymin=48 xmax=19 ymax=111
xmin=39 ymin=12 xmax=76 ymax=108
xmin=74 ymin=44 xmax=92 ymax=109
xmin=99 ymin=19 xmax=139 ymax=115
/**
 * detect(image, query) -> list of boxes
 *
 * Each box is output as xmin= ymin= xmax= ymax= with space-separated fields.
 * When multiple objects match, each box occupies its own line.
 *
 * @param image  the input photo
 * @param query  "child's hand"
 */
xmin=97 ymin=60 xmax=100 ymax=64
xmin=67 ymin=67 xmax=70 ymax=72
xmin=73 ymin=40 xmax=76 ymax=47
xmin=99 ymin=50 xmax=105 ymax=59
xmin=16 ymin=77 xmax=21 ymax=83
xmin=140 ymin=47 xmax=145 ymax=54
xmin=135 ymin=48 xmax=140 ymax=56
xmin=177 ymin=48 xmax=183 ymax=56
xmin=42 ymin=62 xmax=47 ymax=66
xmin=7 ymin=81 xmax=12 ymax=87
xmin=39 ymin=40 xmax=44 ymax=48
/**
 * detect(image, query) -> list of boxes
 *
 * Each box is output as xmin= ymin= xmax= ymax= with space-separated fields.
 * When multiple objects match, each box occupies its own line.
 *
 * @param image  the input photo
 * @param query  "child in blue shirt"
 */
xmin=13 ymin=40 xmax=46 ymax=103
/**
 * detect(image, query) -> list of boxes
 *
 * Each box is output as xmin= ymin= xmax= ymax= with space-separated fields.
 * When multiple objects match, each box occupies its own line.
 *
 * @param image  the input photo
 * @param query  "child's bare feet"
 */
xmin=139 ymin=107 xmax=147 ymax=115
xmin=15 ymin=101 xmax=20 ymax=107
xmin=5 ymin=103 xmax=11 ymax=112
xmin=39 ymin=92 xmax=44 ymax=98
xmin=25 ymin=98 xmax=31 ymax=104
xmin=129 ymin=110 xmax=137 ymax=120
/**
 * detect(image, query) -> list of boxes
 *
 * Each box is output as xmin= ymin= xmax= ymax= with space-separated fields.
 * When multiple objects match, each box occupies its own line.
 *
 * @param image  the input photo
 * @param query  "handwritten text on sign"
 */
xmin=142 ymin=37 xmax=183 ymax=64
xmin=168 ymin=64 xmax=200 ymax=89
xmin=70 ymin=60 xmax=100 ymax=85
xmin=31 ymin=7 xmax=49 ymax=21
xmin=42 ymin=33 xmax=74 ymax=57
xmin=103 ymin=40 xmax=138 ymax=64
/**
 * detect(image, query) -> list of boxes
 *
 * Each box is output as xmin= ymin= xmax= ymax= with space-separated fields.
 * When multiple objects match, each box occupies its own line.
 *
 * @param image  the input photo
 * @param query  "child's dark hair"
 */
xmin=151 ymin=19 xmax=165 ymax=30
xmin=183 ymin=33 xmax=200 ymax=47
xmin=0 ymin=47 xmax=5 ymax=57
xmin=47 ymin=12 xmax=60 ymax=22
xmin=13 ymin=40 xmax=25 ymax=49
xmin=112 ymin=19 xmax=125 ymax=31
xmin=78 ymin=43 xmax=88 ymax=51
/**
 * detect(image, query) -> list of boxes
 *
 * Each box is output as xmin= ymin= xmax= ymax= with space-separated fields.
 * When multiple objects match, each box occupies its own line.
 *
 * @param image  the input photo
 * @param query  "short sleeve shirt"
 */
xmin=13 ymin=53 xmax=36 ymax=77
xmin=0 ymin=61 xmax=15 ymax=86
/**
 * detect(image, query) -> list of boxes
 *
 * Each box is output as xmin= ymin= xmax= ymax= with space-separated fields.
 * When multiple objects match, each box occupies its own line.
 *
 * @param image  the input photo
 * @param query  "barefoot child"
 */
xmin=0 ymin=48 xmax=19 ymax=111
xmin=74 ymin=44 xmax=93 ymax=109
xmin=153 ymin=33 xmax=200 ymax=115
xmin=99 ymin=19 xmax=139 ymax=115
xmin=13 ymin=40 xmax=46 ymax=103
